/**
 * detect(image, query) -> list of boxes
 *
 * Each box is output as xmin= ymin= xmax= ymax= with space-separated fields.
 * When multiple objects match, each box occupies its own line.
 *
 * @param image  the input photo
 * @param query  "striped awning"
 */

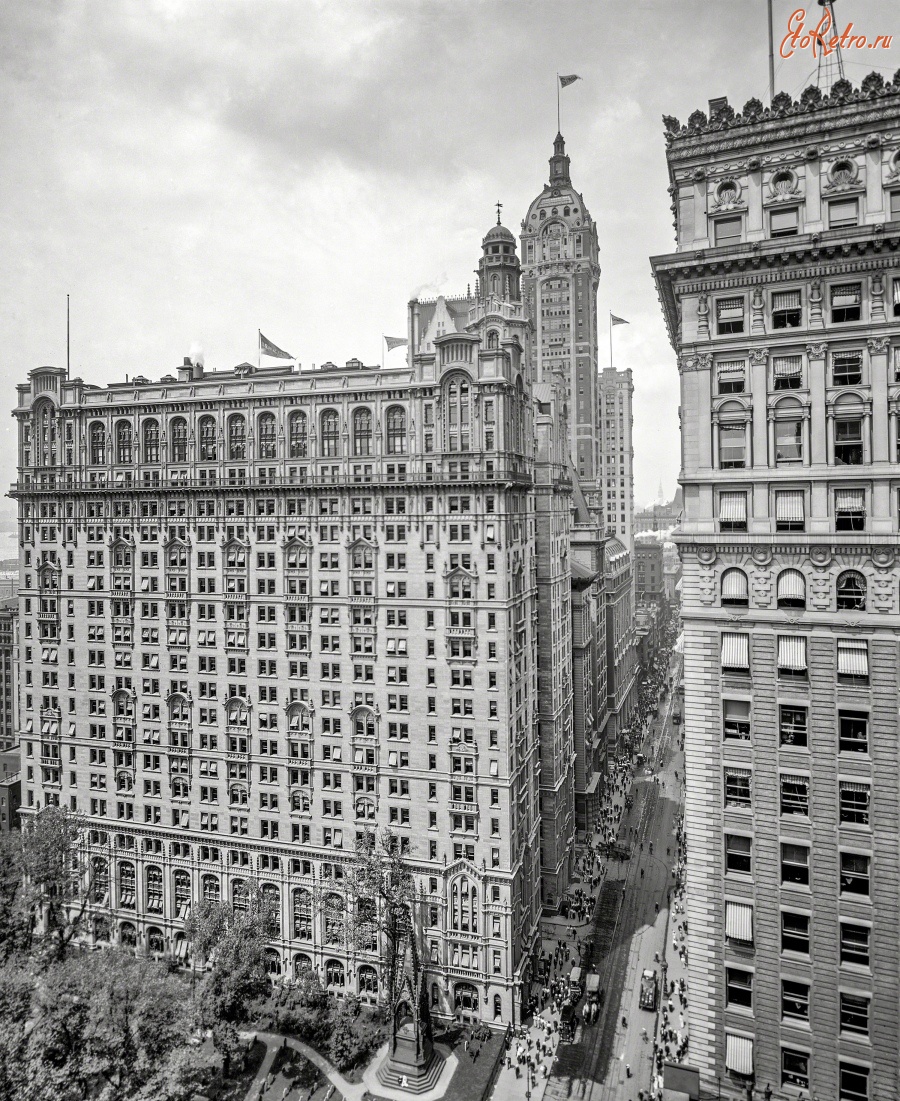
xmin=174 ymin=937 xmax=188 ymax=959
xmin=840 ymin=780 xmax=870 ymax=794
xmin=778 ymin=635 xmax=807 ymax=671
xmin=777 ymin=569 xmax=806 ymax=601
xmin=838 ymin=639 xmax=869 ymax=677
xmin=725 ymin=766 xmax=751 ymax=778
xmin=773 ymin=290 xmax=801 ymax=311
xmin=725 ymin=901 xmax=753 ymax=942
xmin=725 ymin=1033 xmax=754 ymax=1075
xmin=717 ymin=360 xmax=745 ymax=380
xmin=722 ymin=569 xmax=749 ymax=599
xmin=832 ymin=283 xmax=861 ymax=306
xmin=773 ymin=355 xmax=802 ymax=377
xmin=893 ymin=280 xmax=900 ymax=307
xmin=776 ymin=491 xmax=805 ymax=522
xmin=833 ymin=350 xmax=862 ymax=368
xmin=717 ymin=297 xmax=744 ymax=319
xmin=721 ymin=633 xmax=750 ymax=670
xmin=835 ymin=489 xmax=865 ymax=513
xmin=719 ymin=492 xmax=747 ymax=522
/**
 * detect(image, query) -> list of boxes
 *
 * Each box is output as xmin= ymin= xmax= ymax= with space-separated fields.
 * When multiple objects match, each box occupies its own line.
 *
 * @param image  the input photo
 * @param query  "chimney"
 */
xmin=178 ymin=357 xmax=192 ymax=382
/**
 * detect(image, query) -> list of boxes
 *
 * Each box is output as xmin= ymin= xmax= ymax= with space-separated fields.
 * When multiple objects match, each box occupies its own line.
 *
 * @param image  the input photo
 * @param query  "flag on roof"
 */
xmin=559 ymin=74 xmax=581 ymax=88
xmin=610 ymin=314 xmax=629 ymax=326
xmin=259 ymin=331 xmax=294 ymax=359
xmin=384 ymin=336 xmax=408 ymax=352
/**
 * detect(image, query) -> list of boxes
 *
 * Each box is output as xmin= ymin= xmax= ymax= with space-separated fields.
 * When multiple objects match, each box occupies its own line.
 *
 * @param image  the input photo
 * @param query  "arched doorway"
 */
xmin=454 ymin=982 xmax=480 ymax=1023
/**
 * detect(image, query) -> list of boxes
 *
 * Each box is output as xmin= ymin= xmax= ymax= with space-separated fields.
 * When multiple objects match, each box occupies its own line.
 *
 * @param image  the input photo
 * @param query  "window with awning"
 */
xmin=725 ymin=1033 xmax=754 ymax=1075
xmin=717 ymin=360 xmax=746 ymax=394
xmin=835 ymin=489 xmax=865 ymax=514
xmin=775 ymin=491 xmax=805 ymax=524
xmin=893 ymin=278 xmax=900 ymax=315
xmin=719 ymin=492 xmax=747 ymax=525
xmin=717 ymin=297 xmax=745 ymax=334
xmin=725 ymin=901 xmax=753 ymax=943
xmin=721 ymin=632 xmax=750 ymax=671
xmin=721 ymin=569 xmax=749 ymax=604
xmin=780 ymin=774 xmax=810 ymax=816
xmin=837 ymin=639 xmax=869 ymax=678
xmin=832 ymin=350 xmax=862 ymax=385
xmin=831 ymin=282 xmax=862 ymax=323
xmin=778 ymin=635 xmax=807 ymax=672
xmin=773 ymin=354 xmax=802 ymax=379
xmin=777 ymin=569 xmax=806 ymax=607
xmin=772 ymin=291 xmax=801 ymax=311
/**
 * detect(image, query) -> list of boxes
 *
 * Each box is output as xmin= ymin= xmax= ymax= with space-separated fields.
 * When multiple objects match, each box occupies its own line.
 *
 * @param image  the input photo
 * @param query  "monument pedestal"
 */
xmin=376 ymin=1017 xmax=444 ymax=1094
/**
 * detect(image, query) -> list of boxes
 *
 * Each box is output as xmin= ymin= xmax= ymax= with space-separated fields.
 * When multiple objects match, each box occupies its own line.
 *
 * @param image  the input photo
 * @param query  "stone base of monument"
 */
xmin=365 ymin=1041 xmax=456 ymax=1100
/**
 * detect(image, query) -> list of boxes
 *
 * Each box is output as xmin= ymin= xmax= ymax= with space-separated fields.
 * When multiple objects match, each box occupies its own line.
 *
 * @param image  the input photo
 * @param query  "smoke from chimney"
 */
xmin=189 ymin=341 xmax=205 ymax=368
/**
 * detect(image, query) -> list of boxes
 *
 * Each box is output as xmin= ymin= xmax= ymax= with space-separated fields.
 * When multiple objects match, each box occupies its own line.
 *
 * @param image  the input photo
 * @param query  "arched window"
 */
xmin=293 ymin=889 xmax=313 ymax=939
xmin=354 ymin=710 xmax=376 ymax=739
xmin=776 ymin=569 xmax=806 ymax=610
xmin=232 ymin=880 xmax=249 ymax=913
xmin=118 ymin=862 xmax=136 ymax=908
xmin=291 ymin=789 xmax=310 ymax=813
xmin=490 ymin=274 xmax=500 ymax=294
xmin=258 ymin=412 xmax=276 ymax=459
xmin=230 ymin=785 xmax=248 ymax=806
xmin=431 ymin=983 xmax=440 ymax=1007
xmin=198 ymin=416 xmax=217 ymax=461
xmin=116 ymin=770 xmax=133 ymax=793
xmin=33 ymin=401 xmax=57 ymax=467
xmin=146 ymin=865 xmax=163 ymax=913
xmin=201 ymin=874 xmax=220 ymax=903
xmin=355 ymin=798 xmax=376 ymax=821
xmin=294 ymin=953 xmax=313 ymax=978
xmin=89 ymin=423 xmax=106 ymax=465
xmin=90 ymin=857 xmax=109 ymax=902
xmin=265 ymin=948 xmax=282 ymax=975
xmin=93 ymin=915 xmax=111 ymax=943
xmin=172 ymin=777 xmax=190 ymax=799
xmin=170 ymin=696 xmax=190 ymax=723
xmin=323 ymin=893 xmax=344 ymax=944
xmin=228 ymin=415 xmax=246 ymax=460
xmin=493 ymin=994 xmax=502 ymax=1019
xmin=115 ymin=421 xmax=133 ymax=464
xmin=487 ymin=331 xmax=499 ymax=350
xmin=289 ymin=411 xmax=308 ymax=458
xmin=261 ymin=883 xmax=280 ymax=936
xmin=147 ymin=927 xmax=165 ymax=954
xmin=837 ymin=570 xmax=867 ymax=611
xmin=325 ymin=959 xmax=345 ymax=987
xmin=450 ymin=876 xmax=478 ymax=933
xmin=170 ymin=418 xmax=188 ymax=463
xmin=386 ymin=407 xmax=407 ymax=455
xmin=353 ymin=408 xmax=372 ymax=456
xmin=721 ymin=568 xmax=749 ymax=608
xmin=320 ymin=410 xmax=340 ymax=457
xmin=287 ymin=704 xmax=311 ymax=735
xmin=356 ymin=897 xmax=377 ymax=950
xmin=445 ymin=378 xmax=471 ymax=452
xmin=358 ymin=965 xmax=379 ymax=993
xmin=143 ymin=420 xmax=160 ymax=463
xmin=173 ymin=869 xmax=191 ymax=914
xmin=120 ymin=921 xmax=137 ymax=946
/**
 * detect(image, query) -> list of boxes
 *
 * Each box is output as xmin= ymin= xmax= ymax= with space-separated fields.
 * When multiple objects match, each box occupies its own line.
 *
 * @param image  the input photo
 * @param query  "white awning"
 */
xmin=725 ymin=901 xmax=753 ymax=942
xmin=832 ymin=283 xmax=861 ymax=306
xmin=773 ymin=290 xmax=801 ymax=311
xmin=721 ymin=633 xmax=749 ymax=670
xmin=777 ymin=570 xmax=806 ymax=601
xmin=840 ymin=780 xmax=870 ymax=794
xmin=838 ymin=639 xmax=869 ymax=677
xmin=717 ymin=360 xmax=745 ymax=380
xmin=725 ymin=766 xmax=752 ymax=778
xmin=893 ymin=280 xmax=900 ymax=307
xmin=717 ymin=297 xmax=743 ymax=319
xmin=722 ymin=570 xmax=749 ymax=599
xmin=725 ymin=1033 xmax=754 ymax=1075
xmin=773 ymin=355 xmax=802 ymax=377
xmin=835 ymin=489 xmax=865 ymax=513
xmin=833 ymin=350 xmax=862 ymax=368
xmin=776 ymin=491 xmax=804 ymax=522
xmin=719 ymin=492 xmax=747 ymax=522
xmin=778 ymin=635 xmax=807 ymax=671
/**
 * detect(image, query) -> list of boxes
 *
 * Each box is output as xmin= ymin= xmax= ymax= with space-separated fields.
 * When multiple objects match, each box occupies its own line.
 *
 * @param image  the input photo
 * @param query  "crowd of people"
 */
xmin=503 ymin=1018 xmax=560 ymax=1087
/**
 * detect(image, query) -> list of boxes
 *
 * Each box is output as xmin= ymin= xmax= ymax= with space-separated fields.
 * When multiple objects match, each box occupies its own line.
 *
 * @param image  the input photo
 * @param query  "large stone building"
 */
xmin=634 ymin=537 xmax=665 ymax=604
xmin=0 ymin=598 xmax=17 ymax=750
xmin=16 ymin=220 xmax=552 ymax=1027
xmin=598 ymin=366 xmax=635 ymax=547
xmin=652 ymin=73 xmax=900 ymax=1101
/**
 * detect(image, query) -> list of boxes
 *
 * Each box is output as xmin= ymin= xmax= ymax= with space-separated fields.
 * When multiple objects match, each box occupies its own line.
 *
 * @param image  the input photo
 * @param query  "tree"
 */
xmin=0 ymin=831 xmax=33 ymax=959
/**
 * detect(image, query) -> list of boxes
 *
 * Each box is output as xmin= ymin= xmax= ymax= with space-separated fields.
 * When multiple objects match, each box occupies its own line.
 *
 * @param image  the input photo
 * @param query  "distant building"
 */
xmin=663 ymin=544 xmax=683 ymax=603
xmin=603 ymin=537 xmax=637 ymax=757
xmin=598 ymin=368 xmax=635 ymax=547
xmin=0 ymin=599 xmax=16 ymax=750
xmin=0 ymin=749 xmax=20 ymax=833
xmin=634 ymin=601 xmax=662 ymax=680
xmin=634 ymin=538 xmax=665 ymax=604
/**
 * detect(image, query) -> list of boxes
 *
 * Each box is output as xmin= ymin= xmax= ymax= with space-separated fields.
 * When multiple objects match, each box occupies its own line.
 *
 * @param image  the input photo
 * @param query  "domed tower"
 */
xmin=520 ymin=133 xmax=601 ymax=491
xmin=477 ymin=218 xmax=522 ymax=303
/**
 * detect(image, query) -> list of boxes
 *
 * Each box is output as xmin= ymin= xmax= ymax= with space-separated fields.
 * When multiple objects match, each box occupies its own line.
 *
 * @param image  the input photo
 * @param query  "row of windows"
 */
xmin=721 ymin=633 xmax=869 ymax=684
xmin=716 ymin=411 xmax=875 ymax=470
xmin=719 ymin=567 xmax=866 ymax=610
xmin=725 ymin=835 xmax=871 ymax=897
xmin=717 ymin=488 xmax=889 ymax=533
xmin=716 ymin=346 xmax=900 ymax=394
xmin=723 ymin=701 xmax=872 ymax=752
xmin=724 ymin=767 xmax=869 ymax=823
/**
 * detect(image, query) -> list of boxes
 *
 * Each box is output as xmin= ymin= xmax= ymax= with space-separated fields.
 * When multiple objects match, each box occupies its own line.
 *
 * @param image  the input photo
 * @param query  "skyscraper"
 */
xmin=652 ymin=73 xmax=900 ymax=1101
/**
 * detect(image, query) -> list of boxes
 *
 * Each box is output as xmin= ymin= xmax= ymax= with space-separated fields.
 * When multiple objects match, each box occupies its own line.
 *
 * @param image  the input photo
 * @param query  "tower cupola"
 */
xmin=549 ymin=132 xmax=571 ymax=187
xmin=477 ymin=211 xmax=521 ymax=302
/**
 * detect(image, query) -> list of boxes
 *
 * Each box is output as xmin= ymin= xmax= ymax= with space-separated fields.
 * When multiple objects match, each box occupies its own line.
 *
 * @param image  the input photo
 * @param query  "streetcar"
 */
xmin=639 ymin=968 xmax=659 ymax=1011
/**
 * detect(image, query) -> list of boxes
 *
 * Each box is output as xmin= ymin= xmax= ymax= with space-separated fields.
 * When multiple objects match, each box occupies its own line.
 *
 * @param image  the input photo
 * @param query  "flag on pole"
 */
xmin=259 ymin=331 xmax=294 ymax=359
xmin=610 ymin=314 xmax=629 ymax=326
xmin=384 ymin=336 xmax=408 ymax=352
xmin=559 ymin=74 xmax=581 ymax=88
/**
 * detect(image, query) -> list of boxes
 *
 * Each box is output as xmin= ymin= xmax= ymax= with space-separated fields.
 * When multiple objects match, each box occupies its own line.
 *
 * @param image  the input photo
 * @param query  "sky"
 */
xmin=1 ymin=0 xmax=898 ymax=509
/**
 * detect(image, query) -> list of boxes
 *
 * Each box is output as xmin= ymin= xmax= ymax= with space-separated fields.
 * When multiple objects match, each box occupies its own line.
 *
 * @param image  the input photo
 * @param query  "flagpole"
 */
xmin=609 ymin=312 xmax=613 ymax=371
xmin=258 ymin=330 xmax=261 ymax=372
xmin=556 ymin=73 xmax=560 ymax=133
xmin=66 ymin=294 xmax=70 ymax=379
xmin=382 ymin=336 xmax=385 ymax=371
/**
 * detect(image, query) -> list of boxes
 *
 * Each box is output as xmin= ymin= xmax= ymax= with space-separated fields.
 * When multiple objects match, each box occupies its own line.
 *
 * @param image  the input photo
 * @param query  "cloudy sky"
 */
xmin=1 ymin=0 xmax=897 ymax=507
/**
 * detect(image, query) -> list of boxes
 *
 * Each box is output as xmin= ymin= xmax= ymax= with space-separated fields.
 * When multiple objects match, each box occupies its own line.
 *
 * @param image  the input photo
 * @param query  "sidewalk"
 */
xmin=241 ymin=1031 xmax=363 ymax=1101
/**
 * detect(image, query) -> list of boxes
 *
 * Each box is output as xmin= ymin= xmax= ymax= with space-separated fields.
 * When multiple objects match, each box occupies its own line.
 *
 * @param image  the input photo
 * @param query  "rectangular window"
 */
xmin=714 ymin=216 xmax=742 ymax=246
xmin=782 ymin=1049 xmax=809 ymax=1091
xmin=716 ymin=360 xmax=745 ymax=394
xmin=724 ymin=901 xmax=753 ymax=944
xmin=780 ymin=773 xmax=809 ymax=816
xmin=723 ymin=699 xmax=750 ymax=740
xmin=725 ymin=833 xmax=752 ymax=875
xmin=837 ymin=641 xmax=869 ymax=685
xmin=829 ymin=198 xmax=859 ymax=229
xmin=770 ymin=206 xmax=799 ymax=237
xmin=772 ymin=293 xmax=802 ymax=330
xmin=834 ymin=418 xmax=863 ymax=465
xmin=831 ymin=282 xmax=862 ymax=323
xmin=782 ymin=979 xmax=810 ymax=1021
xmin=716 ymin=296 xmax=745 ymax=335
xmin=839 ymin=709 xmax=868 ymax=753
xmin=721 ymin=632 xmax=750 ymax=674
xmin=725 ymin=967 xmax=753 ymax=1009
xmin=719 ymin=425 xmax=746 ymax=468
xmin=840 ymin=851 xmax=870 ymax=896
xmin=835 ymin=488 xmax=866 ymax=531
xmin=775 ymin=418 xmax=803 ymax=463
xmin=775 ymin=491 xmax=805 ymax=532
xmin=781 ymin=911 xmax=810 ymax=955
xmin=724 ymin=768 xmax=752 ymax=808
xmin=840 ymin=991 xmax=870 ymax=1036
xmin=892 ymin=191 xmax=900 ymax=220
xmin=718 ymin=491 xmax=747 ymax=532
xmin=839 ymin=781 xmax=870 ymax=825
xmin=840 ymin=1063 xmax=869 ymax=1101
xmin=777 ymin=635 xmax=807 ymax=680
xmin=781 ymin=842 xmax=810 ymax=886
xmin=832 ymin=350 xmax=863 ymax=386
xmin=840 ymin=923 xmax=870 ymax=968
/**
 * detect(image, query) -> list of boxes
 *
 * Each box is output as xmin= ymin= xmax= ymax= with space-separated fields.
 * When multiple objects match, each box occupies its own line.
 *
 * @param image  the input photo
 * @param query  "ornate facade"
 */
xmin=652 ymin=73 xmax=900 ymax=1101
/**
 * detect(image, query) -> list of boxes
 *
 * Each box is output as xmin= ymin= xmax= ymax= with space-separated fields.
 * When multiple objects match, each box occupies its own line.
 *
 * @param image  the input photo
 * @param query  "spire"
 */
xmin=549 ymin=133 xmax=571 ymax=187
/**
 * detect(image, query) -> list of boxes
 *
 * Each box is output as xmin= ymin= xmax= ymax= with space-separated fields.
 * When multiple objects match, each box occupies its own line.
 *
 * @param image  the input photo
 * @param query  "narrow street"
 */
xmin=545 ymin=656 xmax=685 ymax=1101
